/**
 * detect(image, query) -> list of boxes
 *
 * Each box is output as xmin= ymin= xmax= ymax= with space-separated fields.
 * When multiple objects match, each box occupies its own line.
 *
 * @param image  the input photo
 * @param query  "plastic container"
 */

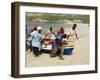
xmin=64 ymin=47 xmax=74 ymax=55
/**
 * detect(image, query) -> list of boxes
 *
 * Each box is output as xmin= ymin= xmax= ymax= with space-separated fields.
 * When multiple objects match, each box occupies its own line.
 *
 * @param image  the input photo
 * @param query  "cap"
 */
xmin=32 ymin=25 xmax=37 ymax=30
xmin=37 ymin=26 xmax=42 ymax=30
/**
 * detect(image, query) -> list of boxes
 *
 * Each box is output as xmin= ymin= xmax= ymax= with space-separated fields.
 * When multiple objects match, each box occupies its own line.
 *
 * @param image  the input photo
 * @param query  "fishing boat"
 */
xmin=42 ymin=38 xmax=75 ymax=55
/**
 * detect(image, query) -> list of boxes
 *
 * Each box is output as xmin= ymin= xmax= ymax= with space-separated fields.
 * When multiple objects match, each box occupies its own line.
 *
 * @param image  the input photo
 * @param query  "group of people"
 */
xmin=26 ymin=23 xmax=78 ymax=60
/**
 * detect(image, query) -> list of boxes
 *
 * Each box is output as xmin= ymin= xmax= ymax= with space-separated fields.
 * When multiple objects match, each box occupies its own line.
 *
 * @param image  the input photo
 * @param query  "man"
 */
xmin=67 ymin=23 xmax=78 ymax=39
xmin=50 ymin=27 xmax=67 ymax=60
xmin=43 ymin=27 xmax=55 ymax=48
xmin=44 ymin=27 xmax=55 ymax=39
xmin=26 ymin=26 xmax=37 ymax=52
xmin=31 ymin=26 xmax=42 ymax=57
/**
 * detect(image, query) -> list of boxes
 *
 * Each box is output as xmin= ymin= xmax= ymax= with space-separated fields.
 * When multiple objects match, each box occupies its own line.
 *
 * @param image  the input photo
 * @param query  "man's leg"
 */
xmin=50 ymin=47 xmax=58 ymax=57
xmin=59 ymin=46 xmax=64 ymax=60
xmin=32 ymin=47 xmax=39 ymax=57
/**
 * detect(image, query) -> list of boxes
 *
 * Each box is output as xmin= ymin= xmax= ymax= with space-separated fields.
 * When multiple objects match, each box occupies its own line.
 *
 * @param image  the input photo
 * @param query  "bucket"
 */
xmin=64 ymin=47 xmax=74 ymax=55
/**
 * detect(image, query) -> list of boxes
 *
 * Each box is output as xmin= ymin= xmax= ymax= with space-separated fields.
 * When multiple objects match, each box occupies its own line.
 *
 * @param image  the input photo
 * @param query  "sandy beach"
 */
xmin=25 ymin=23 xmax=89 ymax=67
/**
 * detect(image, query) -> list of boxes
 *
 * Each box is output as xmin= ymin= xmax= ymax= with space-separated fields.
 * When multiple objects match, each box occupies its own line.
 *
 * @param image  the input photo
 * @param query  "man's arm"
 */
xmin=75 ymin=31 xmax=78 ymax=39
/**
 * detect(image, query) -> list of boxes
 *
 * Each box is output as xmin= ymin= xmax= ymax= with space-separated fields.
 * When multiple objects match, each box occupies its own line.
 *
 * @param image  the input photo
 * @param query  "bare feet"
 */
xmin=59 ymin=56 xmax=64 ymax=60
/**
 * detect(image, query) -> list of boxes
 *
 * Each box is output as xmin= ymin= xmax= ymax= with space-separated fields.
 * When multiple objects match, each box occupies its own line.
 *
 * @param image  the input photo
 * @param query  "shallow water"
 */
xmin=26 ymin=21 xmax=89 ymax=36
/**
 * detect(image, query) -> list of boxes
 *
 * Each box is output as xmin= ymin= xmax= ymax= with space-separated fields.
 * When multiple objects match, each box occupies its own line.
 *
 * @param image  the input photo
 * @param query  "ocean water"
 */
xmin=26 ymin=21 xmax=89 ymax=36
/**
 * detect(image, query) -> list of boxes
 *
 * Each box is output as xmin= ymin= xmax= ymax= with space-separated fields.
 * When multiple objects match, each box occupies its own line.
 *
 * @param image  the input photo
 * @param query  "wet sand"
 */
xmin=25 ymin=23 xmax=89 ymax=67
